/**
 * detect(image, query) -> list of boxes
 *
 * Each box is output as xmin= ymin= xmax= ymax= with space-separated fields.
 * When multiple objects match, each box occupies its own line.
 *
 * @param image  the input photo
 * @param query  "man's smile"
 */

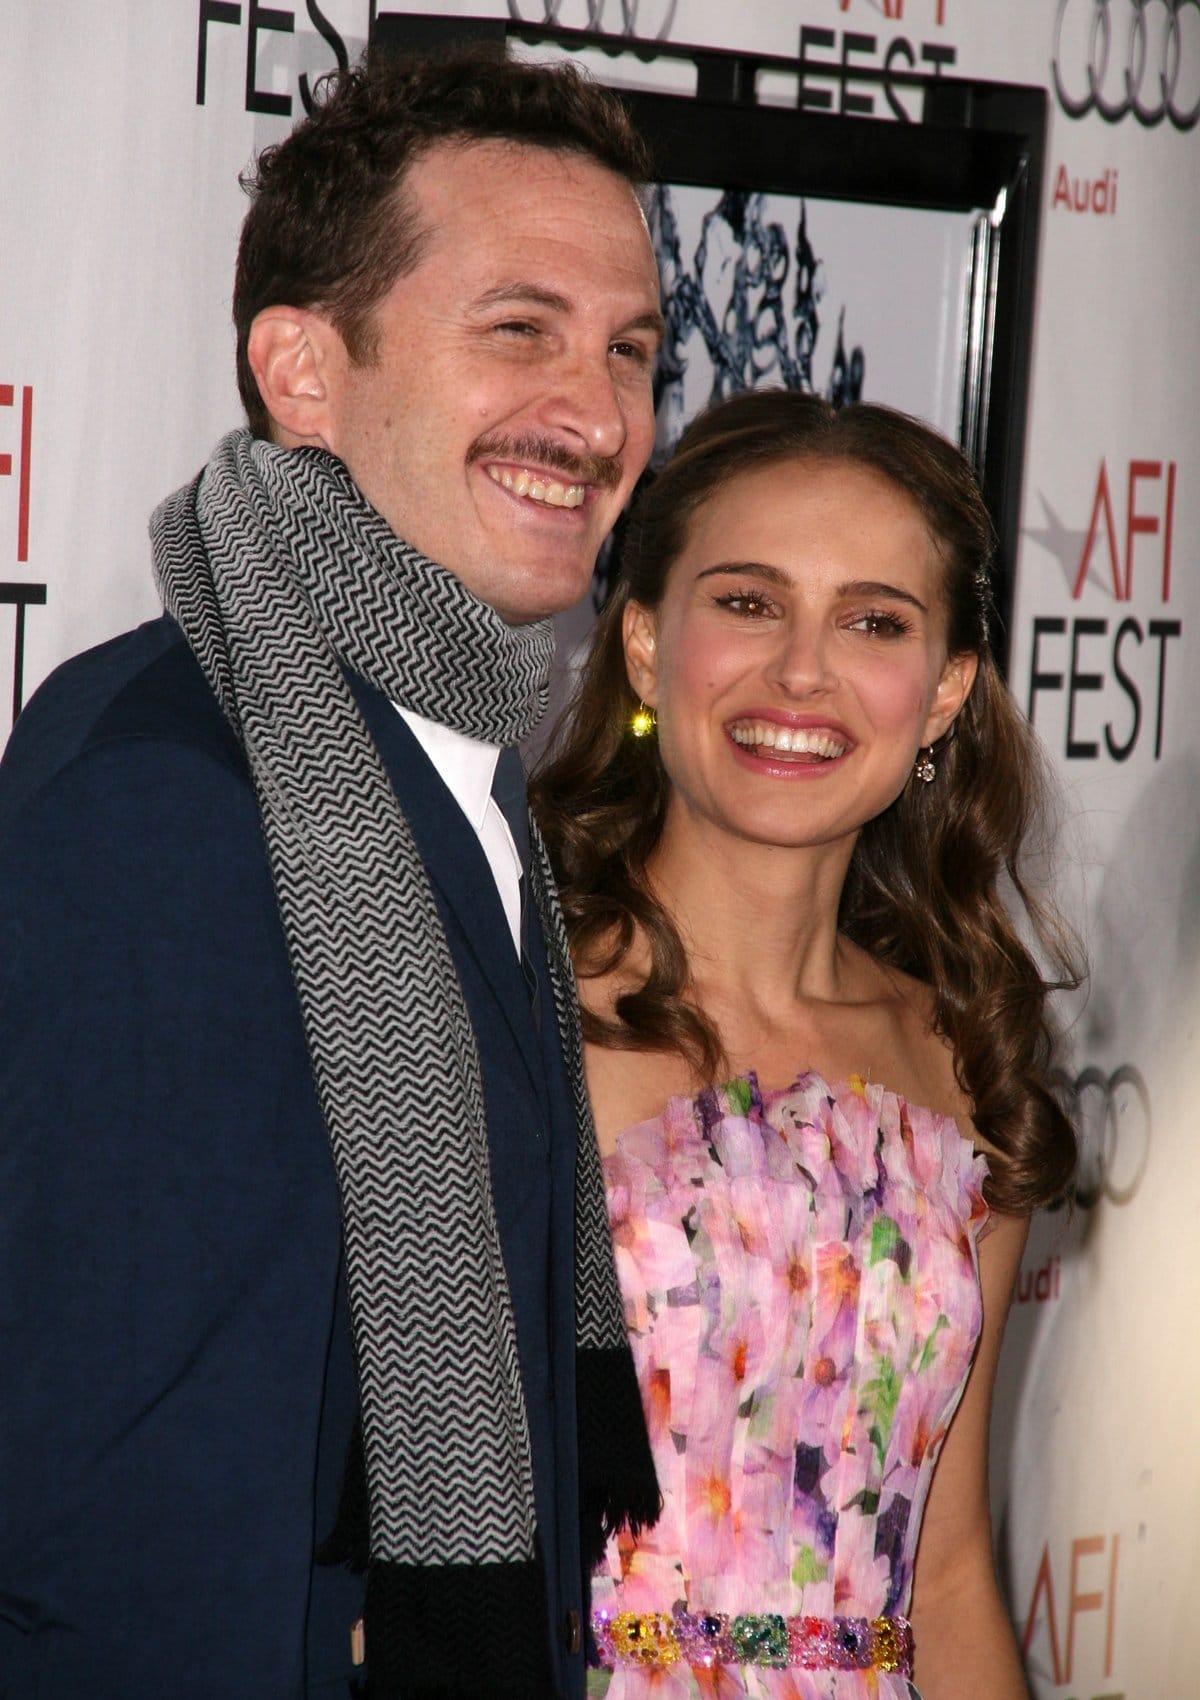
xmin=484 ymin=463 xmax=587 ymax=508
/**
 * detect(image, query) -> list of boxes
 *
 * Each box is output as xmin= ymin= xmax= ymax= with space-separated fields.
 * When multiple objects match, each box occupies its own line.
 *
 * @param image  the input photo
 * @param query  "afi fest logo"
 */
xmin=1052 ymin=0 xmax=1200 ymax=130
xmin=1025 ymin=458 xmax=1183 ymax=761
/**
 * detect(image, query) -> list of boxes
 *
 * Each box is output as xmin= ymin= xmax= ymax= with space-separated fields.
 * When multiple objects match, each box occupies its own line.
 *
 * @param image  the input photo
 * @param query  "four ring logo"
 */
xmin=1049 ymin=1064 xmax=1152 ymax=1208
xmin=504 ymin=0 xmax=678 ymax=36
xmin=1053 ymin=0 xmax=1200 ymax=128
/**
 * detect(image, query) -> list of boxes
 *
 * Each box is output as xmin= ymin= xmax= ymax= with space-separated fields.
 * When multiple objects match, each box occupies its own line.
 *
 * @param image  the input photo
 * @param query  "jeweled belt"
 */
xmin=592 ymin=1602 xmax=913 ymax=1674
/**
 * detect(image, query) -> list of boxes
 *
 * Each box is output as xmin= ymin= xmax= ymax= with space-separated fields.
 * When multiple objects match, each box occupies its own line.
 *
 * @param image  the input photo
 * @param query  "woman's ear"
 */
xmin=923 ymin=650 xmax=979 ymax=746
xmin=622 ymin=601 xmax=660 ymax=706
xmin=246 ymin=307 xmax=338 ymax=447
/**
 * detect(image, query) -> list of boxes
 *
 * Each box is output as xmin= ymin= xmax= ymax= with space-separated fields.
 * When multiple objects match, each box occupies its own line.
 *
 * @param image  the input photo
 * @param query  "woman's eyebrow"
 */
xmin=837 ymin=579 xmax=929 ymax=612
xmin=694 ymin=561 xmax=792 ymax=586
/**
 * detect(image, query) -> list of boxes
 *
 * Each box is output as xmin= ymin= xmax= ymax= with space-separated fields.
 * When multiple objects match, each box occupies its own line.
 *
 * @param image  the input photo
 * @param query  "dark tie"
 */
xmin=491 ymin=746 xmax=538 ymax=1010
xmin=491 ymin=746 xmax=531 ymax=879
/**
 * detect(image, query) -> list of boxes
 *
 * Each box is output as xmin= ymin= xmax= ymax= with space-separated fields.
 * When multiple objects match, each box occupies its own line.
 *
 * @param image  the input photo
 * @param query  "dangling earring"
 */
xmin=630 ymin=701 xmax=656 ymax=739
xmin=914 ymin=747 xmax=936 ymax=784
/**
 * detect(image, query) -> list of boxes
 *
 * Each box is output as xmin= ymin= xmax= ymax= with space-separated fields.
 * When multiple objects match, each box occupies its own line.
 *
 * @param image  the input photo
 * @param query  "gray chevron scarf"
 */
xmin=150 ymin=430 xmax=657 ymax=1697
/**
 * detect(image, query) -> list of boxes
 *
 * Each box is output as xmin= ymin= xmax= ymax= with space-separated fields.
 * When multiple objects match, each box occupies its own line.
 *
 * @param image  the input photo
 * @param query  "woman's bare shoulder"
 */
xmin=578 ymin=955 xmax=696 ymax=1153
xmin=584 ymin=1038 xmax=696 ymax=1156
xmin=848 ymin=950 xmax=979 ymax=1134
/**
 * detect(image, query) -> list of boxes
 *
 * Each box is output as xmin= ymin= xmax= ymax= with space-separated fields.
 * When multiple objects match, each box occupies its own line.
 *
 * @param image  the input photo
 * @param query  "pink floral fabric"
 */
xmin=590 ymin=1071 xmax=990 ymax=1700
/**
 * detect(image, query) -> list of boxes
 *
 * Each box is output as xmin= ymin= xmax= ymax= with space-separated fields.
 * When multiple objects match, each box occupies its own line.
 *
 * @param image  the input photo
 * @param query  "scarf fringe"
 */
xmin=362 ymin=1555 xmax=554 ymax=1698
xmin=576 ymin=1345 xmax=663 ymax=1574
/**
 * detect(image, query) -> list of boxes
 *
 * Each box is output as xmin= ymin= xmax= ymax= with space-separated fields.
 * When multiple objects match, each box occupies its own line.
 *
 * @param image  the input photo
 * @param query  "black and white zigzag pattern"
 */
xmin=149 ymin=432 xmax=626 ymax=1583
xmin=530 ymin=823 xmax=630 ymax=1356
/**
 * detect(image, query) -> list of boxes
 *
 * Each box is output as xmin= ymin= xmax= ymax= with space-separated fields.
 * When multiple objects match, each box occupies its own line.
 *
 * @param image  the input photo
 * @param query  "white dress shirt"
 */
xmin=395 ymin=705 xmax=523 ymax=955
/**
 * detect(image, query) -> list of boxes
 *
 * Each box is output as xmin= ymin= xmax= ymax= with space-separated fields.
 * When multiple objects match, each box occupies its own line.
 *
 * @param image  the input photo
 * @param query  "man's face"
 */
xmin=321 ymin=138 xmax=663 ymax=624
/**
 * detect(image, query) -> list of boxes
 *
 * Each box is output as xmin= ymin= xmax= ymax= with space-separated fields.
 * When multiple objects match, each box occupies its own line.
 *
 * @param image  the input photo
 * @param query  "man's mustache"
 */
xmin=468 ymin=433 xmax=623 ymax=492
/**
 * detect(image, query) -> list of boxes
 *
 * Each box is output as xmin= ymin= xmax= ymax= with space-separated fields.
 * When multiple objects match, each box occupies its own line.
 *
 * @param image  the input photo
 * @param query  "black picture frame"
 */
xmin=372 ymin=14 xmax=1046 ymax=667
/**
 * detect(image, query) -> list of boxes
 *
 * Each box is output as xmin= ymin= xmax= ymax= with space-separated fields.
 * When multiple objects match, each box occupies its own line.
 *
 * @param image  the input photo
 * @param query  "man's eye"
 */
xmin=495 ymin=320 xmax=538 ymax=337
xmin=610 ymin=339 xmax=653 ymax=366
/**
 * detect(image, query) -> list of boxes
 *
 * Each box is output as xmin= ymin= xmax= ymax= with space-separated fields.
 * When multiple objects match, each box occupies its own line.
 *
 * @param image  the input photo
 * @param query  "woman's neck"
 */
xmin=581 ymin=802 xmax=958 ymax=1147
xmin=646 ymin=803 xmax=863 ymax=1012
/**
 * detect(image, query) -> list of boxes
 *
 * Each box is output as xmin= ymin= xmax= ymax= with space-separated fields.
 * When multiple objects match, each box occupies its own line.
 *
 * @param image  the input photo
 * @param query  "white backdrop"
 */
xmin=3 ymin=5 xmax=1197 ymax=1696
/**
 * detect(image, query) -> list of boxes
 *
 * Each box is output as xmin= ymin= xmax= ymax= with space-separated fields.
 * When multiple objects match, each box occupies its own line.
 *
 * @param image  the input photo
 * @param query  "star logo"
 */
xmin=1022 ymin=492 xmax=1092 ymax=597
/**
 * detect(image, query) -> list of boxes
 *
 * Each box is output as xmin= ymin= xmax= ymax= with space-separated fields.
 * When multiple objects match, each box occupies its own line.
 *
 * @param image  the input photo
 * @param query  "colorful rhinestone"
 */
xmin=592 ymin=1604 xmax=913 ymax=1675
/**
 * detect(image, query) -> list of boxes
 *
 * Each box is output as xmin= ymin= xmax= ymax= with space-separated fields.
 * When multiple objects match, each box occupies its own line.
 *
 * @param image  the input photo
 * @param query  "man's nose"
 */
xmin=539 ymin=344 xmax=628 ymax=462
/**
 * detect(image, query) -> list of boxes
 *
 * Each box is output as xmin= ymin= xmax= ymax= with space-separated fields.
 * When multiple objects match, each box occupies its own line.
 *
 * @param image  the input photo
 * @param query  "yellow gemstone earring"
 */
xmin=630 ymin=701 xmax=656 ymax=738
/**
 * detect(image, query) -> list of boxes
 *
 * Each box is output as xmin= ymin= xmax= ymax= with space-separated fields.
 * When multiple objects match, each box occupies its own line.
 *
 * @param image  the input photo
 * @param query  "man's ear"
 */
xmin=922 ymin=650 xmax=979 ymax=747
xmin=622 ymin=600 xmax=660 ymax=706
xmin=246 ymin=307 xmax=338 ymax=447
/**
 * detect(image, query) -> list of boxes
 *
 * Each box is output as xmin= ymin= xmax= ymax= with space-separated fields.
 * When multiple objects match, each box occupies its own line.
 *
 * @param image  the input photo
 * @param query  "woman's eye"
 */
xmin=715 ymin=591 xmax=775 ymax=618
xmin=850 ymin=610 xmax=911 ymax=638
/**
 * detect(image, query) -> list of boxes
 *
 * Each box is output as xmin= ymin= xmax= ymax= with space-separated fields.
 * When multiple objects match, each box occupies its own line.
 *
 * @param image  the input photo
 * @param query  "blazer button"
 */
xmin=564 ymin=1607 xmax=582 ymax=1656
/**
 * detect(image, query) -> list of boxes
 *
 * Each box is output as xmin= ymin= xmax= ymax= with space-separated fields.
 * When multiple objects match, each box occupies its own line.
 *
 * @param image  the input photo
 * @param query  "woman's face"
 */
xmin=623 ymin=456 xmax=977 ymax=857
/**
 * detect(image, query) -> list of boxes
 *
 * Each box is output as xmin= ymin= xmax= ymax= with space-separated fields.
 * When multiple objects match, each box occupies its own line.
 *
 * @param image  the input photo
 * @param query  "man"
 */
xmin=0 ymin=49 xmax=663 ymax=1699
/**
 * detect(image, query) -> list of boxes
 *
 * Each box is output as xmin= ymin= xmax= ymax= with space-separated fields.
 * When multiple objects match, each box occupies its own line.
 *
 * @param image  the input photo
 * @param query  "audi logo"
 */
xmin=1049 ymin=1064 xmax=1152 ymax=1209
xmin=1053 ymin=0 xmax=1200 ymax=128
xmin=505 ymin=0 xmax=678 ymax=37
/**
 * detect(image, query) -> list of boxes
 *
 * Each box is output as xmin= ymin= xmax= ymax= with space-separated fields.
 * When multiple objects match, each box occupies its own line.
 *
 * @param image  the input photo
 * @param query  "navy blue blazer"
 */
xmin=0 ymin=616 xmax=584 ymax=1698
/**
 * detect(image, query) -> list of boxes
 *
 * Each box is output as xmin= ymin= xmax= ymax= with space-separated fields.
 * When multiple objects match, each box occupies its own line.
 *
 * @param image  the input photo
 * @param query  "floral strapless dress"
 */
xmin=589 ymin=1071 xmax=990 ymax=1699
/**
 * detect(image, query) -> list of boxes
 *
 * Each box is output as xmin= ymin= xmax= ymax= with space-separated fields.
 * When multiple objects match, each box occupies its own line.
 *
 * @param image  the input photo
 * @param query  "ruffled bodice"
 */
xmin=590 ymin=1071 xmax=990 ymax=1698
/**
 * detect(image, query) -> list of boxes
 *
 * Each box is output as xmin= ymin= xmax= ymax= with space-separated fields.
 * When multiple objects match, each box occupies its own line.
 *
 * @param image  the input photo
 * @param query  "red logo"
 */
xmin=839 ymin=0 xmax=948 ymax=19
xmin=1052 ymin=163 xmax=1119 ymax=214
xmin=1021 ymin=1533 xmax=1121 ymax=1690
xmin=1015 ymin=1254 xmax=1062 ymax=1303
xmin=0 ymin=384 xmax=33 ymax=564
xmin=1074 ymin=458 xmax=1177 ymax=602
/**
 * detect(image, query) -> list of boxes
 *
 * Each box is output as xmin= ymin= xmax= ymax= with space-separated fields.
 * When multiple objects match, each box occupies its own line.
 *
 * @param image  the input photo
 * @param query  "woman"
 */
xmin=531 ymin=390 xmax=1078 ymax=1699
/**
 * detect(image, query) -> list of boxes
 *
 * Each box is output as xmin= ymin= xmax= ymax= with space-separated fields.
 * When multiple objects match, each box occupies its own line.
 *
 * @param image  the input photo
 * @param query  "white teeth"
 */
xmin=730 ymin=721 xmax=847 ymax=759
xmin=486 ymin=465 xmax=585 ymax=508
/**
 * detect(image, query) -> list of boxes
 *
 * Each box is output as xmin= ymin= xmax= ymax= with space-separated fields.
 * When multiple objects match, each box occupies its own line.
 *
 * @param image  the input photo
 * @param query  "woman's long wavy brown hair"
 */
xmin=530 ymin=389 xmax=1081 ymax=1212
